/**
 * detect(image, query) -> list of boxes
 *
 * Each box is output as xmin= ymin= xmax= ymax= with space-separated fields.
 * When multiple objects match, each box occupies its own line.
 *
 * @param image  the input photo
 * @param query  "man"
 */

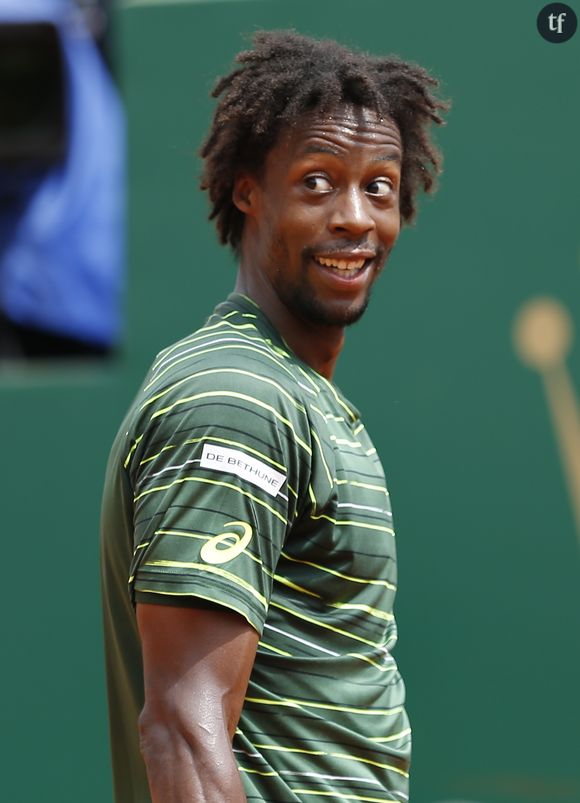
xmin=101 ymin=30 xmax=447 ymax=803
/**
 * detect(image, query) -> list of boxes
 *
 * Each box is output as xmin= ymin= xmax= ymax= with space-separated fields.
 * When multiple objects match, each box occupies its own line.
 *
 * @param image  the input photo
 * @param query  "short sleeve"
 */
xmin=125 ymin=369 xmax=311 ymax=633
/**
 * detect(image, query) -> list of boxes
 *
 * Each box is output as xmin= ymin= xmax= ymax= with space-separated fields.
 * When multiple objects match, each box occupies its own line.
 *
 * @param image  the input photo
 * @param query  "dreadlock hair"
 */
xmin=200 ymin=30 xmax=449 ymax=252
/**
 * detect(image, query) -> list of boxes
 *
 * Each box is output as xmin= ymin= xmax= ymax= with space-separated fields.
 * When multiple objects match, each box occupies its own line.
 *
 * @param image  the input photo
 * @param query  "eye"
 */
xmin=366 ymin=178 xmax=394 ymax=197
xmin=304 ymin=174 xmax=333 ymax=193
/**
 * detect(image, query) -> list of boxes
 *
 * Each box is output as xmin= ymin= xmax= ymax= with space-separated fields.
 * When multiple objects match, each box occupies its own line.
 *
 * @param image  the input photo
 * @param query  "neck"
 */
xmin=234 ymin=270 xmax=344 ymax=380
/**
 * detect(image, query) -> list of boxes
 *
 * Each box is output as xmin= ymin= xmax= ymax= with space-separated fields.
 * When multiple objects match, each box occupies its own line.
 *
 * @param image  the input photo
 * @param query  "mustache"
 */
xmin=302 ymin=241 xmax=393 ymax=261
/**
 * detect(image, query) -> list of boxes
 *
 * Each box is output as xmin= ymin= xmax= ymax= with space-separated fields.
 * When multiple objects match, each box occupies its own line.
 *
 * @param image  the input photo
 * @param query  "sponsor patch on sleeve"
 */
xmin=200 ymin=442 xmax=286 ymax=497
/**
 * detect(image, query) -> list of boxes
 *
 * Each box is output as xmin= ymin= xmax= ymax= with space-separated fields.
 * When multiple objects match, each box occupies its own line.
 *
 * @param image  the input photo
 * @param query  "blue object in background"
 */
xmin=0 ymin=0 xmax=125 ymax=350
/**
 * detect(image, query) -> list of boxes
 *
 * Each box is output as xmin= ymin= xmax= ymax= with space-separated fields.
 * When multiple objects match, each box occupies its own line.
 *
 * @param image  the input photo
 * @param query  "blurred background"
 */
xmin=1 ymin=1 xmax=579 ymax=801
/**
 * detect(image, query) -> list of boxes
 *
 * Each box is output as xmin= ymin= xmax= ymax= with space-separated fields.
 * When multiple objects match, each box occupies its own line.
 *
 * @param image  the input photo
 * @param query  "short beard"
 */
xmin=283 ymin=281 xmax=371 ymax=327
xmin=267 ymin=237 xmax=381 ymax=328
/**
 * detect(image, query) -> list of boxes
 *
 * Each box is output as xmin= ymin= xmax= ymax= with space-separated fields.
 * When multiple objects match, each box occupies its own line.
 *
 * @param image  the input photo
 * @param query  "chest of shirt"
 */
xmin=277 ymin=408 xmax=398 ymax=615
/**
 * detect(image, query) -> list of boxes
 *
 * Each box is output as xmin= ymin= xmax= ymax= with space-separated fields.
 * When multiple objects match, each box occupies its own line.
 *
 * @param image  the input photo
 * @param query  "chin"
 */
xmin=289 ymin=289 xmax=370 ymax=328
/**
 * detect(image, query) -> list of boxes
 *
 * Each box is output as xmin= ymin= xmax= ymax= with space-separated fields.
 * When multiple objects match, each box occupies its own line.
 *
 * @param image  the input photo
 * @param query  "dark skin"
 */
xmin=137 ymin=104 xmax=403 ymax=802
xmin=137 ymin=605 xmax=258 ymax=802
xmin=235 ymin=104 xmax=402 ymax=379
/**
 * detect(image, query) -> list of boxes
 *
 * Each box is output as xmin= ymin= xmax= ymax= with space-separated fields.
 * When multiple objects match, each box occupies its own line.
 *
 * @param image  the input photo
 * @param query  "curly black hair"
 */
xmin=200 ymin=30 xmax=449 ymax=252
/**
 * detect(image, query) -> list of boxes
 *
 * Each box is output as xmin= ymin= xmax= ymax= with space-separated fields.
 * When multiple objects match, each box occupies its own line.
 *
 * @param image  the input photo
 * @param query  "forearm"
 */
xmin=140 ymin=718 xmax=246 ymax=803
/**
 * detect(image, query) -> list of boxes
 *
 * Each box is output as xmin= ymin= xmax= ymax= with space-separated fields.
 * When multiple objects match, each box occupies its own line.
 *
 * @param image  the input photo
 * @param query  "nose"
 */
xmin=328 ymin=186 xmax=375 ymax=236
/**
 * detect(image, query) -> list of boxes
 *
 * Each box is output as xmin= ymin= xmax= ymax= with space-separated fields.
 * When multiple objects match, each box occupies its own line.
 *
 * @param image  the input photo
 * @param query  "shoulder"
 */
xmin=146 ymin=308 xmax=303 ymax=401
xmin=124 ymin=310 xmax=315 ymax=472
xmin=141 ymin=326 xmax=307 ymax=423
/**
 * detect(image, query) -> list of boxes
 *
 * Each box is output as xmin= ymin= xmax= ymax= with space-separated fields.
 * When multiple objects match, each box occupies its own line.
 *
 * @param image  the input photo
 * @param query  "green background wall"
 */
xmin=2 ymin=0 xmax=579 ymax=801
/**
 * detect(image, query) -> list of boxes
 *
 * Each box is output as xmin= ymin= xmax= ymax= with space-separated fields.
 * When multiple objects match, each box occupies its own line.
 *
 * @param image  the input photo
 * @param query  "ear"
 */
xmin=232 ymin=172 xmax=260 ymax=217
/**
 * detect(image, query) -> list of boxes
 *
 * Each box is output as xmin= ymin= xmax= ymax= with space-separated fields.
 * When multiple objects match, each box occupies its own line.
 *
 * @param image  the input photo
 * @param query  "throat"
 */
xmin=235 ymin=262 xmax=346 ymax=380
xmin=277 ymin=317 xmax=345 ymax=380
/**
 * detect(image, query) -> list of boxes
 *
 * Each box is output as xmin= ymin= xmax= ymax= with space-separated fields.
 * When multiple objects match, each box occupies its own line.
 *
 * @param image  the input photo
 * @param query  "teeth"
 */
xmin=315 ymin=256 xmax=366 ymax=270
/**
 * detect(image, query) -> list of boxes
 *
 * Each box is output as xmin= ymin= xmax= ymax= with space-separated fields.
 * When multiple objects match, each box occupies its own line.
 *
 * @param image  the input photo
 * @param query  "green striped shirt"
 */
xmin=101 ymin=293 xmax=411 ymax=803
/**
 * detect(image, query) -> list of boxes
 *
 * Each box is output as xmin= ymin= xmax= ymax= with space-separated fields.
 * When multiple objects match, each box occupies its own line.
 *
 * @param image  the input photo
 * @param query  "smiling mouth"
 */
xmin=313 ymin=255 xmax=371 ymax=278
xmin=315 ymin=256 xmax=366 ymax=269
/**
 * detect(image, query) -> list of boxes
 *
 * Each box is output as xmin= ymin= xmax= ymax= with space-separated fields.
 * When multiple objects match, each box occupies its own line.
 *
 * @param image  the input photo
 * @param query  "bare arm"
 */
xmin=137 ymin=603 xmax=260 ymax=803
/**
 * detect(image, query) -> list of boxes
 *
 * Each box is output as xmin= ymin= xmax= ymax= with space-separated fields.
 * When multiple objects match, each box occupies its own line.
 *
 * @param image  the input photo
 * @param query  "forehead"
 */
xmin=273 ymin=104 xmax=402 ymax=160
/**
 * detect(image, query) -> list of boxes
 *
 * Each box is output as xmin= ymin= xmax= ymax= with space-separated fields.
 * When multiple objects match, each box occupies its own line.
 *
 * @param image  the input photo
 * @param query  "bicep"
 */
xmin=137 ymin=602 xmax=259 ymax=739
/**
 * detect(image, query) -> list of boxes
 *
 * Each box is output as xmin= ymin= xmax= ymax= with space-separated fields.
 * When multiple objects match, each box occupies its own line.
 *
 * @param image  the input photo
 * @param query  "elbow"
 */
xmin=138 ymin=705 xmax=191 ymax=765
xmin=138 ymin=706 xmax=173 ymax=766
xmin=138 ymin=701 xmax=229 ymax=766
xmin=138 ymin=702 xmax=245 ymax=801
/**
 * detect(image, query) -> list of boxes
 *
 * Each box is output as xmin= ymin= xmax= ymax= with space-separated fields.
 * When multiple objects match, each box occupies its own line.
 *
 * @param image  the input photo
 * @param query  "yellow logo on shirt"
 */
xmin=200 ymin=520 xmax=253 ymax=565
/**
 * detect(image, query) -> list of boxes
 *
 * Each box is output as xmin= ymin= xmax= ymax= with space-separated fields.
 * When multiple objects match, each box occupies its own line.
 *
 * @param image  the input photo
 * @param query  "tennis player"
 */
xmin=101 ymin=29 xmax=447 ymax=803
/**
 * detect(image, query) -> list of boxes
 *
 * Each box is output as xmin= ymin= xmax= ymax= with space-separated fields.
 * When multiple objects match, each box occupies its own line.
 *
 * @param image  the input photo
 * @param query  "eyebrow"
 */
xmin=301 ymin=145 xmax=401 ymax=163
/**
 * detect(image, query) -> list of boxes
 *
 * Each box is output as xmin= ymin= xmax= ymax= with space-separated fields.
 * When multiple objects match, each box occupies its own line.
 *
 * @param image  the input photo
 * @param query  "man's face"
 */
xmin=239 ymin=105 xmax=402 ymax=328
